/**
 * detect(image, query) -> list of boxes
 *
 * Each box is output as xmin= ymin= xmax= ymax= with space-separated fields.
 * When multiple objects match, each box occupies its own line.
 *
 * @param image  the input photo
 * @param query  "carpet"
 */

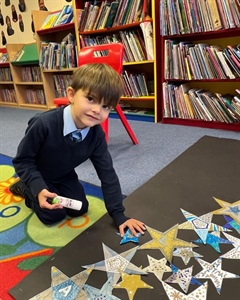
xmin=0 ymin=154 xmax=108 ymax=300
xmin=10 ymin=136 xmax=240 ymax=300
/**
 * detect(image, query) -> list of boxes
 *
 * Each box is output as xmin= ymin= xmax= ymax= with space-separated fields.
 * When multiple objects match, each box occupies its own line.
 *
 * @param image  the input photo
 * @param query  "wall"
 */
xmin=0 ymin=0 xmax=71 ymax=47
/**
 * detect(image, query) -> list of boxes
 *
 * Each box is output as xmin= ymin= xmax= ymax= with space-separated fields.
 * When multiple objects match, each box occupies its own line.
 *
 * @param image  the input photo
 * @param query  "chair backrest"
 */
xmin=77 ymin=43 xmax=124 ymax=75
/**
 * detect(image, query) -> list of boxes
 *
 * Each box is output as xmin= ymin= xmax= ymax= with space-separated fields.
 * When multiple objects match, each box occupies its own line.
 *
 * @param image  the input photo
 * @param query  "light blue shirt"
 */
xmin=63 ymin=105 xmax=90 ymax=140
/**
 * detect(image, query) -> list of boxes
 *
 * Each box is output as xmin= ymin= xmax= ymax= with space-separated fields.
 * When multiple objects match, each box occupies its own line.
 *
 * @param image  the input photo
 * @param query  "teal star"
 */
xmin=116 ymin=229 xmax=141 ymax=244
xmin=194 ymin=232 xmax=232 ymax=253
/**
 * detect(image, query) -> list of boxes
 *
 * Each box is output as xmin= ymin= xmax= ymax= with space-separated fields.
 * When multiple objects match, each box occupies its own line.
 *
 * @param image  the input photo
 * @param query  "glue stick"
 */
xmin=51 ymin=195 xmax=82 ymax=210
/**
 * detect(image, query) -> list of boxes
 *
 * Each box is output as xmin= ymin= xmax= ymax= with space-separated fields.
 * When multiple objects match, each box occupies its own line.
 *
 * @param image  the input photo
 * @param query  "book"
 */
xmin=12 ymin=44 xmax=39 ymax=65
xmin=140 ymin=21 xmax=153 ymax=60
xmin=207 ymin=0 xmax=222 ymax=30
xmin=105 ymin=1 xmax=120 ymax=28
xmin=54 ymin=5 xmax=73 ymax=26
xmin=40 ymin=11 xmax=60 ymax=29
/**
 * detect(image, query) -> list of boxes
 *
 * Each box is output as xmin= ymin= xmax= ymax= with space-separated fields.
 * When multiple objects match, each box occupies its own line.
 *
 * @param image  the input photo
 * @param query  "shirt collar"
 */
xmin=63 ymin=105 xmax=90 ymax=140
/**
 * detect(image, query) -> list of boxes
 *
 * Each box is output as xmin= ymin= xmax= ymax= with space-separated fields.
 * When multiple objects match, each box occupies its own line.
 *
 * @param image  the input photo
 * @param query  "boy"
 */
xmin=10 ymin=63 xmax=145 ymax=237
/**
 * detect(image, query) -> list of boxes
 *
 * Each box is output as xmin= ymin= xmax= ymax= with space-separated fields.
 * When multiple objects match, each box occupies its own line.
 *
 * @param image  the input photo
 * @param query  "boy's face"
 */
xmin=67 ymin=88 xmax=111 ymax=129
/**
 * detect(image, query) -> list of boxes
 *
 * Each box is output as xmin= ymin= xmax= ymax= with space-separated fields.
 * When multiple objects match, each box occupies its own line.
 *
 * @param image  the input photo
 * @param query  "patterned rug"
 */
xmin=0 ymin=154 xmax=108 ymax=300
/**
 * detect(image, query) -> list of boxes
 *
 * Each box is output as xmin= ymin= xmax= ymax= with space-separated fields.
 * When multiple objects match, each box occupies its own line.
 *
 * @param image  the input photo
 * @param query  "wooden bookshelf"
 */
xmin=158 ymin=1 xmax=240 ymax=132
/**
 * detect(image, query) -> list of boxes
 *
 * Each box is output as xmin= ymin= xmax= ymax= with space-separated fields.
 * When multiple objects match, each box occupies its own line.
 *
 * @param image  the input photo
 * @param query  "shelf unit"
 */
xmin=0 ymin=48 xmax=17 ymax=107
xmin=158 ymin=2 xmax=240 ymax=132
xmin=32 ymin=8 xmax=81 ymax=110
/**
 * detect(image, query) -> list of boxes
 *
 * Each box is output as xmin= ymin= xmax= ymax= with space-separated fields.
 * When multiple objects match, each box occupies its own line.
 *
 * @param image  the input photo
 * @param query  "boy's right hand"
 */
xmin=38 ymin=189 xmax=63 ymax=210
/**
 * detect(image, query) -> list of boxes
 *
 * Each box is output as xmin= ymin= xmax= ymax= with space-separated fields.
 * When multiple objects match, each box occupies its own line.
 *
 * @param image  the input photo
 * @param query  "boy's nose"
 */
xmin=91 ymin=104 xmax=101 ymax=114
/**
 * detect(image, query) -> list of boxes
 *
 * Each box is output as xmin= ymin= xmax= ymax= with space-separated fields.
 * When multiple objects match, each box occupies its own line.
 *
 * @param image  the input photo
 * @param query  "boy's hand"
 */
xmin=38 ymin=189 xmax=62 ymax=210
xmin=119 ymin=219 xmax=146 ymax=237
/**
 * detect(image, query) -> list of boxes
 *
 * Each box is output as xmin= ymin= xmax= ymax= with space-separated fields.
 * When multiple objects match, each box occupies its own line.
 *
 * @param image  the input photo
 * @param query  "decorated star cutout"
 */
xmin=165 ymin=264 xmax=201 ymax=293
xmin=116 ymin=229 xmax=141 ymax=244
xmin=194 ymin=231 xmax=232 ymax=253
xmin=180 ymin=209 xmax=213 ymax=243
xmin=212 ymin=198 xmax=240 ymax=224
xmin=142 ymin=255 xmax=171 ymax=282
xmin=162 ymin=281 xmax=208 ymax=300
xmin=83 ymin=276 xmax=120 ymax=300
xmin=138 ymin=224 xmax=197 ymax=262
xmin=29 ymin=266 xmax=92 ymax=299
xmin=113 ymin=271 xmax=153 ymax=300
xmin=195 ymin=258 xmax=240 ymax=294
xmin=173 ymin=247 xmax=203 ymax=265
xmin=220 ymin=232 xmax=240 ymax=260
xmin=82 ymin=243 xmax=147 ymax=284
xmin=223 ymin=215 xmax=240 ymax=234
xmin=179 ymin=210 xmax=230 ymax=233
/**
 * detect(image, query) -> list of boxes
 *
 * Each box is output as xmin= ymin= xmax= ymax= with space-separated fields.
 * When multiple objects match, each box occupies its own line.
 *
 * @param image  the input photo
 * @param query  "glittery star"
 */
xmin=195 ymin=258 xmax=240 ymax=294
xmin=113 ymin=271 xmax=153 ymax=300
xmin=138 ymin=224 xmax=197 ymax=262
xmin=82 ymin=243 xmax=147 ymax=284
xmin=165 ymin=264 xmax=201 ymax=293
xmin=194 ymin=231 xmax=232 ymax=253
xmin=223 ymin=215 xmax=240 ymax=234
xmin=162 ymin=281 xmax=208 ymax=300
xmin=220 ymin=232 xmax=240 ymax=260
xmin=116 ymin=229 xmax=141 ymax=244
xmin=212 ymin=198 xmax=240 ymax=224
xmin=142 ymin=255 xmax=171 ymax=282
xmin=173 ymin=247 xmax=203 ymax=265
xmin=29 ymin=266 xmax=92 ymax=299
xmin=83 ymin=276 xmax=120 ymax=300
xmin=179 ymin=210 xmax=230 ymax=234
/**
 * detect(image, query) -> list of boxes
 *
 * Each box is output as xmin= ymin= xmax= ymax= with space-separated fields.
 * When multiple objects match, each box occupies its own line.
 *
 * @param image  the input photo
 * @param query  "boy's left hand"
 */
xmin=119 ymin=219 xmax=146 ymax=237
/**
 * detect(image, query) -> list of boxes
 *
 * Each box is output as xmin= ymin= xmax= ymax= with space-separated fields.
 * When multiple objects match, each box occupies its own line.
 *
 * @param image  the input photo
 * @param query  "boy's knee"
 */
xmin=67 ymin=201 xmax=89 ymax=218
xmin=36 ymin=208 xmax=67 ymax=225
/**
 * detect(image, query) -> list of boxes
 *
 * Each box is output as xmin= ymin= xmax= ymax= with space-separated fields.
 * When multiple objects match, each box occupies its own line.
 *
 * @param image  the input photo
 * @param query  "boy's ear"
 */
xmin=66 ymin=87 xmax=74 ymax=103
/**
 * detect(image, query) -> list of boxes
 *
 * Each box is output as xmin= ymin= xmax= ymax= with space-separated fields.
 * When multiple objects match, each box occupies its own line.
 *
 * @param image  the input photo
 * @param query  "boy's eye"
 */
xmin=102 ymin=105 xmax=111 ymax=110
xmin=87 ymin=96 xmax=94 ymax=102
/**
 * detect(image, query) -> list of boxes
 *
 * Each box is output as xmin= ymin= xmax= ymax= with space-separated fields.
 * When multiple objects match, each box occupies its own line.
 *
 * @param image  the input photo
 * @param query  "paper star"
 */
xmin=220 ymin=232 xmax=240 ymax=259
xmin=162 ymin=281 xmax=208 ymax=300
xmin=179 ymin=210 xmax=230 ymax=233
xmin=180 ymin=209 xmax=213 ymax=243
xmin=138 ymin=224 xmax=197 ymax=262
xmin=30 ymin=266 xmax=92 ymax=299
xmin=223 ymin=215 xmax=240 ymax=234
xmin=165 ymin=264 xmax=201 ymax=293
xmin=83 ymin=277 xmax=120 ymax=300
xmin=173 ymin=247 xmax=203 ymax=265
xmin=116 ymin=229 xmax=141 ymax=244
xmin=194 ymin=231 xmax=232 ymax=253
xmin=195 ymin=258 xmax=240 ymax=294
xmin=142 ymin=255 xmax=171 ymax=282
xmin=113 ymin=271 xmax=153 ymax=300
xmin=212 ymin=198 xmax=240 ymax=224
xmin=82 ymin=243 xmax=147 ymax=284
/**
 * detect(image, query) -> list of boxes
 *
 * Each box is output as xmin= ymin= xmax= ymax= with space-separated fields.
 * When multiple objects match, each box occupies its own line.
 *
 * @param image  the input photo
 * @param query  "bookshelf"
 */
xmin=159 ymin=1 xmax=240 ymax=132
xmin=0 ymin=48 xmax=17 ymax=106
xmin=75 ymin=0 xmax=159 ymax=122
xmin=32 ymin=5 xmax=80 ymax=109
xmin=6 ymin=43 xmax=46 ymax=110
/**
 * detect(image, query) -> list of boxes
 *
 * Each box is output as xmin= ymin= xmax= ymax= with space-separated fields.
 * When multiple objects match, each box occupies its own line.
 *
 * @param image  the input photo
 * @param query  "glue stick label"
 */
xmin=52 ymin=196 xmax=82 ymax=210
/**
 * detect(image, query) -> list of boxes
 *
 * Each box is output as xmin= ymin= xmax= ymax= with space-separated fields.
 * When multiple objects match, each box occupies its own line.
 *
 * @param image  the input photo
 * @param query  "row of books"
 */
xmin=0 ymin=68 xmax=12 ymax=81
xmin=0 ymin=53 xmax=9 ymax=63
xmin=79 ymin=0 xmax=144 ymax=32
xmin=164 ymin=41 xmax=240 ymax=80
xmin=53 ymin=74 xmax=72 ymax=98
xmin=26 ymin=89 xmax=46 ymax=105
xmin=1 ymin=89 xmax=17 ymax=102
xmin=163 ymin=83 xmax=240 ymax=123
xmin=80 ymin=28 xmax=148 ymax=62
xmin=160 ymin=0 xmax=240 ymax=35
xmin=122 ymin=70 xmax=150 ymax=97
xmin=39 ymin=33 xmax=77 ymax=70
xmin=22 ymin=66 xmax=42 ymax=82
xmin=40 ymin=5 xmax=73 ymax=29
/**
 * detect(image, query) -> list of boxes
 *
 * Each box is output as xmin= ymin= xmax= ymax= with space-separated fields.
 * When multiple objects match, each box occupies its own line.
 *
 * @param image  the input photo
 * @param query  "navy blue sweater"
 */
xmin=12 ymin=107 xmax=128 ymax=227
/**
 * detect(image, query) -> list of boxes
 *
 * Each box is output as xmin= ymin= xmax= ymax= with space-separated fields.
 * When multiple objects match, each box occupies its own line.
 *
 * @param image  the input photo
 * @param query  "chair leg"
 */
xmin=115 ymin=105 xmax=138 ymax=145
xmin=101 ymin=118 xmax=109 ymax=143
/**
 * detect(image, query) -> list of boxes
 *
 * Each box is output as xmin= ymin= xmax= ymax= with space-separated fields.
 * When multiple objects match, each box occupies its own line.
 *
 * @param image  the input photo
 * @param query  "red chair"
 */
xmin=54 ymin=43 xmax=138 ymax=144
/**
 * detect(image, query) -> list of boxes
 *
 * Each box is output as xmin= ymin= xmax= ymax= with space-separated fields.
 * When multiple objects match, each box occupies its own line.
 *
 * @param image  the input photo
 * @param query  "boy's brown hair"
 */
xmin=71 ymin=63 xmax=123 ymax=109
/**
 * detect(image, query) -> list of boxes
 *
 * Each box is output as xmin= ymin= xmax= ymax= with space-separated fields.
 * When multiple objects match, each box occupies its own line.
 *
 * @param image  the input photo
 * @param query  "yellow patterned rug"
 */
xmin=0 ymin=154 xmax=108 ymax=300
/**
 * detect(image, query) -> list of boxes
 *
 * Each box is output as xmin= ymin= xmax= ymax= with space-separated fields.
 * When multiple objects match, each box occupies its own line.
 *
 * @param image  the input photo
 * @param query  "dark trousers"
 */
xmin=24 ymin=173 xmax=89 ymax=225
